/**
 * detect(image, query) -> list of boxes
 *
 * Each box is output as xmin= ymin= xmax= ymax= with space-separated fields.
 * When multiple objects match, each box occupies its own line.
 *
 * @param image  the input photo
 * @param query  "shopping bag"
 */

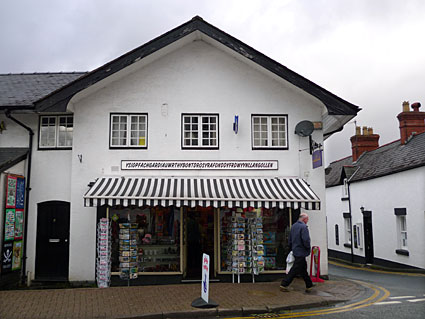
xmin=286 ymin=251 xmax=294 ymax=273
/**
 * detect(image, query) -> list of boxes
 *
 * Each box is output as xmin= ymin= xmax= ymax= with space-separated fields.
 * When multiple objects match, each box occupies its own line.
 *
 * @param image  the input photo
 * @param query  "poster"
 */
xmin=12 ymin=240 xmax=23 ymax=270
xmin=4 ymin=209 xmax=15 ymax=241
xmin=1 ymin=241 xmax=13 ymax=273
xmin=6 ymin=175 xmax=17 ymax=208
xmin=15 ymin=178 xmax=25 ymax=209
xmin=14 ymin=210 xmax=24 ymax=239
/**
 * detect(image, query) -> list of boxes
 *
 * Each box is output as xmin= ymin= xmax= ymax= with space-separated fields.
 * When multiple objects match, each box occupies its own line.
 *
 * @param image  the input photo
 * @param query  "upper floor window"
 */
xmin=39 ymin=115 xmax=73 ymax=149
xmin=110 ymin=114 xmax=147 ymax=148
xmin=342 ymin=178 xmax=349 ymax=198
xmin=182 ymin=114 xmax=218 ymax=149
xmin=252 ymin=115 xmax=288 ymax=149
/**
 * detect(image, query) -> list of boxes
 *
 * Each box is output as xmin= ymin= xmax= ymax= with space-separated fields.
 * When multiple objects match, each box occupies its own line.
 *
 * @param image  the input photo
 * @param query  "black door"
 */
xmin=35 ymin=201 xmax=70 ymax=280
xmin=362 ymin=211 xmax=374 ymax=264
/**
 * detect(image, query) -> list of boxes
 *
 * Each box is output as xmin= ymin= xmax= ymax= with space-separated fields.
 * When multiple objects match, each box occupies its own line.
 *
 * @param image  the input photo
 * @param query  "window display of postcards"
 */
xmin=119 ymin=223 xmax=139 ymax=280
xmin=96 ymin=218 xmax=111 ymax=288
xmin=250 ymin=217 xmax=264 ymax=275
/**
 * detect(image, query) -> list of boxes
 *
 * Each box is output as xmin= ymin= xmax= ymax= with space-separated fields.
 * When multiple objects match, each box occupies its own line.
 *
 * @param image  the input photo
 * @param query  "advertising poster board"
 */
xmin=4 ymin=209 xmax=15 ymax=241
xmin=6 ymin=176 xmax=17 ymax=208
xmin=1 ymin=241 xmax=13 ymax=272
xmin=15 ymin=178 xmax=25 ymax=209
xmin=14 ymin=210 xmax=24 ymax=239
xmin=12 ymin=240 xmax=23 ymax=270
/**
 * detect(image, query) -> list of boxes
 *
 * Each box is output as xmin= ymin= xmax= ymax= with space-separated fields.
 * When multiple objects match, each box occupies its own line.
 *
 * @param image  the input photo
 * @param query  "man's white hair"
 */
xmin=299 ymin=212 xmax=309 ymax=220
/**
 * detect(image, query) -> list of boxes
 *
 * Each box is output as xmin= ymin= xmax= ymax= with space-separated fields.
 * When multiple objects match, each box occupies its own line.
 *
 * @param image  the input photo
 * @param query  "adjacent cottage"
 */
xmin=326 ymin=101 xmax=425 ymax=270
xmin=0 ymin=17 xmax=359 ymax=287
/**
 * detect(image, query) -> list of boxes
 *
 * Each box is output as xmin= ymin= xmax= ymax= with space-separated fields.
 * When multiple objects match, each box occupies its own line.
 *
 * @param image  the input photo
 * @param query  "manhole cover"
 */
xmin=248 ymin=290 xmax=277 ymax=297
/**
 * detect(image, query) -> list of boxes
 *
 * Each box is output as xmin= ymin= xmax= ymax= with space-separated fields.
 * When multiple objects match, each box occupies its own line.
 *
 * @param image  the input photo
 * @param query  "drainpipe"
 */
xmin=347 ymin=180 xmax=354 ymax=263
xmin=5 ymin=110 xmax=34 ymax=286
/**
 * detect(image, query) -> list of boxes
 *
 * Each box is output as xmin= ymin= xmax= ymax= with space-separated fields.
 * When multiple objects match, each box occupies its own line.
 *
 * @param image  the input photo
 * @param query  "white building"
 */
xmin=0 ymin=17 xmax=359 ymax=287
xmin=326 ymin=101 xmax=425 ymax=270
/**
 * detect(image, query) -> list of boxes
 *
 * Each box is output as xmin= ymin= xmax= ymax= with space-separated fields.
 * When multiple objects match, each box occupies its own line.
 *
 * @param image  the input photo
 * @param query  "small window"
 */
xmin=397 ymin=215 xmax=408 ymax=249
xmin=39 ymin=115 xmax=73 ymax=149
xmin=110 ymin=114 xmax=147 ymax=148
xmin=252 ymin=115 xmax=288 ymax=149
xmin=344 ymin=217 xmax=351 ymax=244
xmin=182 ymin=114 xmax=218 ymax=149
xmin=335 ymin=224 xmax=339 ymax=246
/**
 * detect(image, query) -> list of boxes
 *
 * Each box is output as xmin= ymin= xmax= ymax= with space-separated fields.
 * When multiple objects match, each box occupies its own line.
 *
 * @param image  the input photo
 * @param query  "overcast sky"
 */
xmin=1 ymin=0 xmax=424 ymax=165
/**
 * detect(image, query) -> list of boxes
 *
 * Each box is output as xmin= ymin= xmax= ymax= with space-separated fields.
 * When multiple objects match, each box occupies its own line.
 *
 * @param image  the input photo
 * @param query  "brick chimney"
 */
xmin=397 ymin=101 xmax=425 ymax=144
xmin=350 ymin=126 xmax=380 ymax=162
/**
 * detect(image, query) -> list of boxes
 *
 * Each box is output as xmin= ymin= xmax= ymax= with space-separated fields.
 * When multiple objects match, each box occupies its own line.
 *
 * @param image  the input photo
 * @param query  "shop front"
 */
xmin=85 ymin=176 xmax=320 ymax=286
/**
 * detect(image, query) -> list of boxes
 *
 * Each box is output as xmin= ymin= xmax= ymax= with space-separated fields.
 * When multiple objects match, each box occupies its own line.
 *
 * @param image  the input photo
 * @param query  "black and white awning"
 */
xmin=84 ymin=177 xmax=320 ymax=210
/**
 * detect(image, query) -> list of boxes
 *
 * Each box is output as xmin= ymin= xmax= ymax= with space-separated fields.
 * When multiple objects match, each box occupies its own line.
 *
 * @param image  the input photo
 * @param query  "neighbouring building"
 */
xmin=326 ymin=101 xmax=425 ymax=270
xmin=0 ymin=17 xmax=359 ymax=287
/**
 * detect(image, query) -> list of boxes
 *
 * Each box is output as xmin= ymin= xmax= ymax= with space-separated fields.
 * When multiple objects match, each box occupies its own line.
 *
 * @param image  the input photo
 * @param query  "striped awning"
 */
xmin=84 ymin=177 xmax=320 ymax=210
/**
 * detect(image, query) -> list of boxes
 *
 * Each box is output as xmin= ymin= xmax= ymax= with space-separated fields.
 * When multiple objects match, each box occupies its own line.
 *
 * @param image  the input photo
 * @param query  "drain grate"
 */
xmin=253 ymin=314 xmax=280 ymax=318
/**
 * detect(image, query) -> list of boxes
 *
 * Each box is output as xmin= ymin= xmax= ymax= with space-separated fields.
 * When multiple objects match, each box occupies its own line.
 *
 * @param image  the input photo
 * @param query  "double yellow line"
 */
xmin=226 ymin=280 xmax=390 ymax=319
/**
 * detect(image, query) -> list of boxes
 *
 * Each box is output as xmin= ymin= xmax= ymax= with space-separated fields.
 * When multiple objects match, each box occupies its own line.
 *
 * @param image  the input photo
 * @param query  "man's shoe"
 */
xmin=280 ymin=285 xmax=290 ymax=292
xmin=305 ymin=283 xmax=316 ymax=292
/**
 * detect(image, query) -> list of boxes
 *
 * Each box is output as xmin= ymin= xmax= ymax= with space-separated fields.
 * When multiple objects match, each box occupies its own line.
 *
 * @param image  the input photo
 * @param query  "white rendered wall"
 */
xmin=1 ymin=38 xmax=330 ymax=281
xmin=349 ymin=167 xmax=425 ymax=269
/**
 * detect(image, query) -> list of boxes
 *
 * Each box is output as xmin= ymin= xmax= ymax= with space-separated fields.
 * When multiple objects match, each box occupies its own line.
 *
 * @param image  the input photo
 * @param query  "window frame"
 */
xmin=181 ymin=113 xmax=219 ymax=150
xmin=109 ymin=113 xmax=148 ymax=149
xmin=397 ymin=215 xmax=408 ymax=249
xmin=38 ymin=114 xmax=74 ymax=150
xmin=251 ymin=114 xmax=288 ymax=150
xmin=343 ymin=215 xmax=352 ymax=245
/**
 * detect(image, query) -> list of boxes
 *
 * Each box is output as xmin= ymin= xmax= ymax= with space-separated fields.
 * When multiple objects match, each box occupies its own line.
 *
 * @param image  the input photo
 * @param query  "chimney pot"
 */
xmin=402 ymin=101 xmax=410 ymax=112
xmin=355 ymin=126 xmax=361 ymax=135
xmin=368 ymin=127 xmax=374 ymax=135
xmin=411 ymin=102 xmax=421 ymax=112
xmin=362 ymin=126 xmax=368 ymax=136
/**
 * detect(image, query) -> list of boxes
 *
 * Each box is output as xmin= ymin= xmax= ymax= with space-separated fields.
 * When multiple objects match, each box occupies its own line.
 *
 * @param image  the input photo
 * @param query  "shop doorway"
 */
xmin=184 ymin=207 xmax=215 ymax=280
xmin=362 ymin=210 xmax=374 ymax=264
xmin=35 ymin=201 xmax=70 ymax=281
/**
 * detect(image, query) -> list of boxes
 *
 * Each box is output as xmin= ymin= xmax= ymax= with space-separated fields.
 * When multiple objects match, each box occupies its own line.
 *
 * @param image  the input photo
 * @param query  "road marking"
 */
xmin=226 ymin=280 xmax=390 ymax=318
xmin=329 ymin=260 xmax=425 ymax=277
xmin=389 ymin=296 xmax=415 ymax=299
xmin=408 ymin=298 xmax=425 ymax=303
xmin=374 ymin=301 xmax=401 ymax=305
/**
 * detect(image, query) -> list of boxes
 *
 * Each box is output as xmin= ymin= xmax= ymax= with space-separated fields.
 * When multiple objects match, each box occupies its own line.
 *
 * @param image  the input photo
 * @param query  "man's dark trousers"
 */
xmin=281 ymin=256 xmax=313 ymax=288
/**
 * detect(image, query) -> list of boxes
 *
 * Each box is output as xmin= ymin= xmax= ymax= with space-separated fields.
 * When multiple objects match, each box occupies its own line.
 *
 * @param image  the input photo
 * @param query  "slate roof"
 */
xmin=30 ymin=16 xmax=360 ymax=116
xmin=0 ymin=72 xmax=86 ymax=110
xmin=325 ymin=132 xmax=425 ymax=187
xmin=0 ymin=147 xmax=28 ymax=172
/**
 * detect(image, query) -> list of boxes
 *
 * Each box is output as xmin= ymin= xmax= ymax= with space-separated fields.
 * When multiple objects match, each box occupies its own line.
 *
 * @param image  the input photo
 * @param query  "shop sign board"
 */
xmin=201 ymin=253 xmax=210 ymax=303
xmin=122 ymin=160 xmax=278 ymax=170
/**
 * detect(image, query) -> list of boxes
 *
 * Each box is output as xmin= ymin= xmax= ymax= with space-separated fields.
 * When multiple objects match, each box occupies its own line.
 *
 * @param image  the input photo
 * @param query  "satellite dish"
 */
xmin=295 ymin=120 xmax=314 ymax=137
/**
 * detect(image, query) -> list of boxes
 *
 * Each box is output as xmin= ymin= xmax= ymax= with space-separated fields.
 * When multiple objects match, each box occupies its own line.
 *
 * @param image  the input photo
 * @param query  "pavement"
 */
xmin=0 ymin=276 xmax=366 ymax=319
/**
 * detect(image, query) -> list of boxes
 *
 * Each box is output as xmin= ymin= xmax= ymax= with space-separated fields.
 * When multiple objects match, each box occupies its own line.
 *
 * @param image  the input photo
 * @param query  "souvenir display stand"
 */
xmin=96 ymin=218 xmax=111 ymax=288
xmin=224 ymin=210 xmax=264 ymax=283
xmin=118 ymin=222 xmax=139 ymax=285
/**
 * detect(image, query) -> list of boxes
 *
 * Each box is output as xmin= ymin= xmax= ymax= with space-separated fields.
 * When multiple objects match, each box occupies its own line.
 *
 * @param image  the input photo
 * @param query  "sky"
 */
xmin=1 ymin=0 xmax=424 ymax=165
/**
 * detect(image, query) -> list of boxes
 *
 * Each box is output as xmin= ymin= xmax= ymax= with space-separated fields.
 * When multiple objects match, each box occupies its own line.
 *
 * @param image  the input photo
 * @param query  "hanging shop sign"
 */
xmin=312 ymin=150 xmax=323 ymax=169
xmin=121 ymin=160 xmax=278 ymax=170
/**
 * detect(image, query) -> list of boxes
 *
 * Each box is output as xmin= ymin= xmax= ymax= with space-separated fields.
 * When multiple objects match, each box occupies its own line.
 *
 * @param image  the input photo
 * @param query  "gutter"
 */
xmin=5 ymin=110 xmax=33 ymax=286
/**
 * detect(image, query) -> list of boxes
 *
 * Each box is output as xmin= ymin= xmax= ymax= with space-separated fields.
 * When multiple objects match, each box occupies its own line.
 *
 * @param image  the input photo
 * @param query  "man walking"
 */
xmin=280 ymin=212 xmax=314 ymax=292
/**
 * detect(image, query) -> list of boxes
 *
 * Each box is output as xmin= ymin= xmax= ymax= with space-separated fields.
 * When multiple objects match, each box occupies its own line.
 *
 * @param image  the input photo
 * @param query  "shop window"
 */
xmin=182 ymin=114 xmax=218 ymax=149
xmin=110 ymin=113 xmax=147 ymax=148
xmin=39 ymin=115 xmax=73 ymax=149
xmin=109 ymin=206 xmax=180 ymax=273
xmin=251 ymin=115 xmax=288 ymax=149
xmin=219 ymin=207 xmax=293 ymax=273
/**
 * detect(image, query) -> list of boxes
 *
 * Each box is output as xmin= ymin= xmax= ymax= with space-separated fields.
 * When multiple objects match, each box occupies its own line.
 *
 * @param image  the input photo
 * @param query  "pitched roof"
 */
xmin=0 ymin=72 xmax=86 ymax=110
xmin=325 ymin=132 xmax=425 ymax=187
xmin=31 ymin=16 xmax=360 ymax=116
xmin=0 ymin=147 xmax=28 ymax=172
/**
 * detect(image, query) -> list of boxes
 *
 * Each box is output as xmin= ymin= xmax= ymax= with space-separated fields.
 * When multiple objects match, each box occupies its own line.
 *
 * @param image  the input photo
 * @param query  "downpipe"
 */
xmin=5 ymin=110 xmax=34 ymax=286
